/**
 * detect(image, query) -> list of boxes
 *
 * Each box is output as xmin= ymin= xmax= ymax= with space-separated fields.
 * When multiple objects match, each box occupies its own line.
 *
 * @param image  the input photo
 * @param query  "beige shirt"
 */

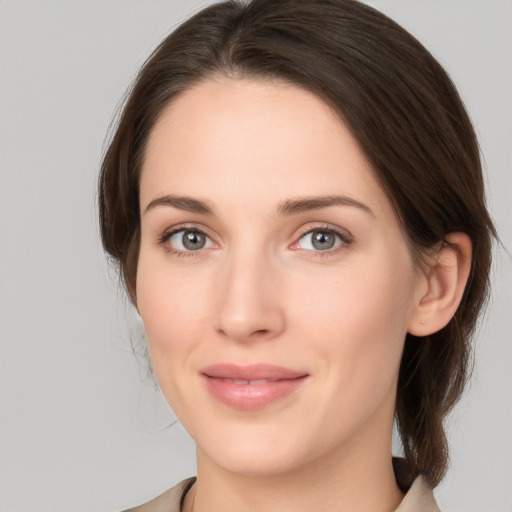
xmin=124 ymin=473 xmax=441 ymax=512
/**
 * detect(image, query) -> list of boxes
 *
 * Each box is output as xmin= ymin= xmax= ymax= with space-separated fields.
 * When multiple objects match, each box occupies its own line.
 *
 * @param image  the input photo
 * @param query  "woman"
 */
xmin=98 ymin=0 xmax=496 ymax=510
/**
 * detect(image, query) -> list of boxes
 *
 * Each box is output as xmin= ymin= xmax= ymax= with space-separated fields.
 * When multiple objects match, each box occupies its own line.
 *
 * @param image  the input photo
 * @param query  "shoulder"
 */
xmin=395 ymin=474 xmax=441 ymax=512
xmin=123 ymin=477 xmax=196 ymax=512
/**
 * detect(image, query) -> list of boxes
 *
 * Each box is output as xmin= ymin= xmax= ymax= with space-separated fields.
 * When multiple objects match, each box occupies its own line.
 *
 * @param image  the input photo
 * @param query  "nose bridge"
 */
xmin=214 ymin=240 xmax=285 ymax=342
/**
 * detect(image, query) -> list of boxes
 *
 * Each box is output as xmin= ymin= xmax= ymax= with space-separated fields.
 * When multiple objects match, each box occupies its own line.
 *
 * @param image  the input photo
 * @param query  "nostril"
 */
xmin=216 ymin=326 xmax=273 ymax=343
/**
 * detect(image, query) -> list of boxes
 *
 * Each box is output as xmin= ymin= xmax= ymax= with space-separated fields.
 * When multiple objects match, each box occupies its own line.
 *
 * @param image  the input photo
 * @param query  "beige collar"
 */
xmin=124 ymin=472 xmax=440 ymax=512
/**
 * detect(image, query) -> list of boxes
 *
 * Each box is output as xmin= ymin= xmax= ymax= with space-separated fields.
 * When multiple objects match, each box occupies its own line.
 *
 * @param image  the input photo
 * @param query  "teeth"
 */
xmin=221 ymin=378 xmax=270 ymax=385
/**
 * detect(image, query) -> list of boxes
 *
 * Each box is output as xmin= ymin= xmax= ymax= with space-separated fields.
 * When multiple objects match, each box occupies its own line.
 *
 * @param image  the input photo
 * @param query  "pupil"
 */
xmin=312 ymin=231 xmax=335 ymax=250
xmin=183 ymin=231 xmax=205 ymax=250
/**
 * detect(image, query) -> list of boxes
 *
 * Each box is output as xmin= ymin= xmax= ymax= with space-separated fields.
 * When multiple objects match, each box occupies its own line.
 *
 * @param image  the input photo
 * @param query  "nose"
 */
xmin=214 ymin=247 xmax=286 ymax=343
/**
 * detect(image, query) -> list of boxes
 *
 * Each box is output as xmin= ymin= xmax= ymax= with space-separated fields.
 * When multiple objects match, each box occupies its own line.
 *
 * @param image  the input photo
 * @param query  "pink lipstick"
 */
xmin=201 ymin=364 xmax=309 ymax=410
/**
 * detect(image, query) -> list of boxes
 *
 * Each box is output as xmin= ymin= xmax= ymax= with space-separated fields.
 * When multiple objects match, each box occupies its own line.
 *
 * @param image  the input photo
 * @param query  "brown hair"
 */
xmin=98 ymin=0 xmax=496 ymax=488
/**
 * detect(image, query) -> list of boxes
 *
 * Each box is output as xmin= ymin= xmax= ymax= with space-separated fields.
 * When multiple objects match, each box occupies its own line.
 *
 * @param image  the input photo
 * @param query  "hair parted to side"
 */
xmin=98 ymin=0 xmax=496 ymax=489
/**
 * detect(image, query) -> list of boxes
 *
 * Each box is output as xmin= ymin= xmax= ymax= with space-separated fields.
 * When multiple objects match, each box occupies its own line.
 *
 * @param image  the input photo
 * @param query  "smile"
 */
xmin=201 ymin=364 xmax=309 ymax=410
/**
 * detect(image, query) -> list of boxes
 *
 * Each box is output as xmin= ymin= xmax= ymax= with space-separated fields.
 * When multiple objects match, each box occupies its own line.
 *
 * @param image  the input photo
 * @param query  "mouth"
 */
xmin=213 ymin=378 xmax=282 ymax=385
xmin=201 ymin=364 xmax=309 ymax=410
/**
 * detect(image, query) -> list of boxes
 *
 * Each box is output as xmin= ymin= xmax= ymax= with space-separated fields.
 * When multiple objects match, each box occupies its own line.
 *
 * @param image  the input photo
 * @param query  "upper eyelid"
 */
xmin=296 ymin=223 xmax=351 ymax=237
xmin=157 ymin=226 xmax=216 ymax=256
xmin=160 ymin=223 xmax=216 ymax=239
xmin=292 ymin=226 xmax=351 ymax=249
xmin=157 ymin=227 xmax=214 ymax=252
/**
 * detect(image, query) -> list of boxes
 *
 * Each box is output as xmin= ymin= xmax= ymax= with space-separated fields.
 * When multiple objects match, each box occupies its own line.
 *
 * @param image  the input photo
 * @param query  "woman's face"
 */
xmin=137 ymin=78 xmax=424 ymax=476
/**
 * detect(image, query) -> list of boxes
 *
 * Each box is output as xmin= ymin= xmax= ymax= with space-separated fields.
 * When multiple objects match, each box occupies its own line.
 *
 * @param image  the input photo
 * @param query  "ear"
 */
xmin=408 ymin=232 xmax=472 ymax=336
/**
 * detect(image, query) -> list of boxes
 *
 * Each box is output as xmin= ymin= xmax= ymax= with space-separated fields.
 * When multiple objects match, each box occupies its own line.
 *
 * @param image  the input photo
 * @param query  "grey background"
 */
xmin=0 ymin=1 xmax=510 ymax=511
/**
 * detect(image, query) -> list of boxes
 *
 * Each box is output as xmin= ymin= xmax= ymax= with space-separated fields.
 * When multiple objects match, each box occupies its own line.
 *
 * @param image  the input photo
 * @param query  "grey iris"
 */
xmin=312 ymin=231 xmax=336 ymax=250
xmin=183 ymin=231 xmax=206 ymax=250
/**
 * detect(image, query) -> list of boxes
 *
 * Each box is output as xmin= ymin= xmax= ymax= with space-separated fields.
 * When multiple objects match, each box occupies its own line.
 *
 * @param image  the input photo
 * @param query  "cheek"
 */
xmin=289 ymin=252 xmax=416 ymax=392
xmin=292 ymin=252 xmax=414 ymax=330
xmin=278 ymin=258 xmax=416 ymax=451
xmin=135 ymin=253 xmax=212 ymax=385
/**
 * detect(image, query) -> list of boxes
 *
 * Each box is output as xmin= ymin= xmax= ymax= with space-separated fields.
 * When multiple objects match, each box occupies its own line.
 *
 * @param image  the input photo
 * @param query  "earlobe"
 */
xmin=408 ymin=232 xmax=472 ymax=336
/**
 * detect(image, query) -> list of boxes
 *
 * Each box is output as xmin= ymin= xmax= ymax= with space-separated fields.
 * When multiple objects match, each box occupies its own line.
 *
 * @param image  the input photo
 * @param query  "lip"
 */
xmin=201 ymin=364 xmax=309 ymax=410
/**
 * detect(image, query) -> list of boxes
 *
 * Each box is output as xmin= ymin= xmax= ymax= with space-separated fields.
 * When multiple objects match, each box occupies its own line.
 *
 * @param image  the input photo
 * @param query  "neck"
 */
xmin=186 ymin=442 xmax=403 ymax=512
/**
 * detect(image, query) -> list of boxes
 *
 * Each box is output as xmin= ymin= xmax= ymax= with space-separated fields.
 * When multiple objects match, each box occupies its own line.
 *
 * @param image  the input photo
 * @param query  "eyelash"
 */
xmin=157 ymin=224 xmax=207 ymax=258
xmin=157 ymin=224 xmax=352 ymax=259
xmin=294 ymin=225 xmax=352 ymax=257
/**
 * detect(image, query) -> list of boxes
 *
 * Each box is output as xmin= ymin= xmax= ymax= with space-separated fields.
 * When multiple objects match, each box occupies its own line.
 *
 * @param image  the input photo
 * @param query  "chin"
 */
xmin=197 ymin=425 xmax=305 ymax=477
xmin=212 ymin=447 xmax=299 ymax=477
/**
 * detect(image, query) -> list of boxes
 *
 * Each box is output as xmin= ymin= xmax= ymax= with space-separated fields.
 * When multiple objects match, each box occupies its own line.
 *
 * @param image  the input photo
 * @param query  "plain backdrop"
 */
xmin=0 ymin=1 xmax=511 ymax=511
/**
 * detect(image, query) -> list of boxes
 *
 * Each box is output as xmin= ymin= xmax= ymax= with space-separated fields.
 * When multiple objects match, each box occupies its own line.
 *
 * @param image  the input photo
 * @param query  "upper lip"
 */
xmin=201 ymin=364 xmax=308 ymax=381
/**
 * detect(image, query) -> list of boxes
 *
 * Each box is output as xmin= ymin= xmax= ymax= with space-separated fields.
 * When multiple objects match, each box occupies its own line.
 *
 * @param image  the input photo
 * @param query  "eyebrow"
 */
xmin=145 ymin=195 xmax=216 ymax=215
xmin=277 ymin=195 xmax=374 ymax=218
xmin=144 ymin=194 xmax=374 ymax=218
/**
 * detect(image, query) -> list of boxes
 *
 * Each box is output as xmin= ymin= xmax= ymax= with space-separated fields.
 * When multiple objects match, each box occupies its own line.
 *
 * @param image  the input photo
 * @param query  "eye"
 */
xmin=165 ymin=229 xmax=215 ymax=252
xmin=294 ymin=228 xmax=347 ymax=252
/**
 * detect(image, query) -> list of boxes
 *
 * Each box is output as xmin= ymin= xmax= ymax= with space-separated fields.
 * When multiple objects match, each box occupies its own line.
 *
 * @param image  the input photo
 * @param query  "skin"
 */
xmin=136 ymin=77 xmax=472 ymax=512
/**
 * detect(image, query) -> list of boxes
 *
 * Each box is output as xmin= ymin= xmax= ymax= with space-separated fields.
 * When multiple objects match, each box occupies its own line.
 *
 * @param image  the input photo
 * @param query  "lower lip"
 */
xmin=203 ymin=375 xmax=308 ymax=410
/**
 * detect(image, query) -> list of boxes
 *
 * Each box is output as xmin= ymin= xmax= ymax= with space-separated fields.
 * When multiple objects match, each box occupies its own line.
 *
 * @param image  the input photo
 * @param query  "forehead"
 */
xmin=140 ymin=77 xmax=389 ymax=217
